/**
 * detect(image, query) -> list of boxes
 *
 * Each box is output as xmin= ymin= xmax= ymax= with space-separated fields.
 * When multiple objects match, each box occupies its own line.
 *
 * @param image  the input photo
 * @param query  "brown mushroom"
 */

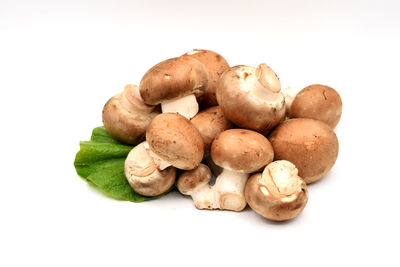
xmin=268 ymin=118 xmax=339 ymax=184
xmin=245 ymin=160 xmax=308 ymax=221
xmin=102 ymin=84 xmax=159 ymax=145
xmin=139 ymin=57 xmax=209 ymax=119
xmin=288 ymin=84 xmax=342 ymax=128
xmin=216 ymin=64 xmax=285 ymax=133
xmin=124 ymin=142 xmax=177 ymax=196
xmin=146 ymin=113 xmax=204 ymax=170
xmin=182 ymin=49 xmax=230 ymax=108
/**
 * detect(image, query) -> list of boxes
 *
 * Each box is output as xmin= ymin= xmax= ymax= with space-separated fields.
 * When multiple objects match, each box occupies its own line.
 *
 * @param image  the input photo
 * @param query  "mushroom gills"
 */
xmin=161 ymin=94 xmax=199 ymax=119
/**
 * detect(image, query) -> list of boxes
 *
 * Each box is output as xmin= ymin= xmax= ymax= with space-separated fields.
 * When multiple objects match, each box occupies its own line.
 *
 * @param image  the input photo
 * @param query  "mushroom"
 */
xmin=268 ymin=118 xmax=339 ymax=184
xmin=146 ymin=113 xmax=204 ymax=170
xmin=182 ymin=49 xmax=230 ymax=108
xmin=139 ymin=56 xmax=209 ymax=119
xmin=102 ymin=84 xmax=159 ymax=145
xmin=177 ymin=129 xmax=274 ymax=211
xmin=245 ymin=160 xmax=308 ymax=221
xmin=281 ymin=86 xmax=304 ymax=116
xmin=288 ymin=84 xmax=343 ymax=128
xmin=124 ymin=141 xmax=177 ymax=196
xmin=216 ymin=64 xmax=286 ymax=133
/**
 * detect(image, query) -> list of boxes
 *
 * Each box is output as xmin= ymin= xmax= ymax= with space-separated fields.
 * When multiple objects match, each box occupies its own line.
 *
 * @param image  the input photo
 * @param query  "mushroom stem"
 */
xmin=213 ymin=169 xmax=248 ymax=211
xmin=161 ymin=94 xmax=199 ymax=119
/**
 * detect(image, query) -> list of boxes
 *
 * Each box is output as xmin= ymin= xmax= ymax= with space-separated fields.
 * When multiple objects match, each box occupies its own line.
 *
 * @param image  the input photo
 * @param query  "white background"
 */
xmin=1 ymin=0 xmax=400 ymax=266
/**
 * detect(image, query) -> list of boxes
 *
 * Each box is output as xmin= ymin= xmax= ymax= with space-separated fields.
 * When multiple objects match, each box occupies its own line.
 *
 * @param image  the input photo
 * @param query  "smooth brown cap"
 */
xmin=216 ymin=65 xmax=285 ymax=132
xmin=245 ymin=160 xmax=308 ymax=221
xmin=182 ymin=49 xmax=230 ymax=108
xmin=177 ymin=164 xmax=211 ymax=195
xmin=211 ymin=129 xmax=274 ymax=173
xmin=289 ymin=84 xmax=342 ymax=128
xmin=102 ymin=92 xmax=159 ymax=145
xmin=146 ymin=113 xmax=204 ymax=170
xmin=268 ymin=118 xmax=339 ymax=184
xmin=139 ymin=57 xmax=209 ymax=105
xmin=191 ymin=106 xmax=233 ymax=156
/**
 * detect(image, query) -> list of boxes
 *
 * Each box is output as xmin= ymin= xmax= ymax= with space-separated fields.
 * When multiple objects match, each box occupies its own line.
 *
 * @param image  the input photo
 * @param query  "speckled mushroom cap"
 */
xmin=176 ymin=164 xmax=212 ymax=195
xmin=102 ymin=85 xmax=159 ymax=145
xmin=139 ymin=57 xmax=209 ymax=105
xmin=182 ymin=49 xmax=230 ymax=108
xmin=191 ymin=106 xmax=233 ymax=156
xmin=268 ymin=118 xmax=339 ymax=184
xmin=216 ymin=65 xmax=286 ymax=133
xmin=146 ymin=113 xmax=204 ymax=170
xmin=245 ymin=160 xmax=308 ymax=221
xmin=211 ymin=129 xmax=274 ymax=173
xmin=289 ymin=84 xmax=342 ymax=129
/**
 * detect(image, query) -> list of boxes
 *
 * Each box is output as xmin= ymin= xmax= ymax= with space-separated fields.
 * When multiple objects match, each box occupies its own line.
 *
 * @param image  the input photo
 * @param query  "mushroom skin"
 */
xmin=191 ymin=106 xmax=233 ymax=156
xmin=245 ymin=160 xmax=308 ymax=221
xmin=124 ymin=142 xmax=177 ymax=196
xmin=216 ymin=64 xmax=285 ymax=133
xmin=289 ymin=84 xmax=342 ymax=129
xmin=102 ymin=84 xmax=159 ymax=145
xmin=146 ymin=113 xmax=204 ymax=170
xmin=268 ymin=118 xmax=339 ymax=184
xmin=182 ymin=49 xmax=230 ymax=108
xmin=281 ymin=86 xmax=304 ymax=117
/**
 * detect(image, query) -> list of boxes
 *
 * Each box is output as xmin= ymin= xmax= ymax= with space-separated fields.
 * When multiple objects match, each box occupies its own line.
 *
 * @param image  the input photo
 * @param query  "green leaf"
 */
xmin=74 ymin=126 xmax=171 ymax=202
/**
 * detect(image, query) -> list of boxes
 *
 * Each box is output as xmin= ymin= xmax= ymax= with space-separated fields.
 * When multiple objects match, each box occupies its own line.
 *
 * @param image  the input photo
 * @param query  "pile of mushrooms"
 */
xmin=102 ymin=49 xmax=342 ymax=222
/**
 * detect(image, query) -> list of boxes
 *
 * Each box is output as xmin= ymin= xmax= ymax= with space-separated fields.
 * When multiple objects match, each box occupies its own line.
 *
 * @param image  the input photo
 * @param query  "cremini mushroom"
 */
xmin=182 ymin=49 xmax=230 ymax=108
xmin=146 ymin=113 xmax=204 ymax=170
xmin=124 ymin=141 xmax=177 ymax=196
xmin=139 ymin=57 xmax=209 ymax=119
xmin=216 ymin=64 xmax=285 ymax=133
xmin=288 ymin=84 xmax=342 ymax=128
xmin=269 ymin=118 xmax=339 ymax=184
xmin=281 ymin=85 xmax=304 ymax=116
xmin=102 ymin=84 xmax=159 ymax=145
xmin=245 ymin=160 xmax=308 ymax=221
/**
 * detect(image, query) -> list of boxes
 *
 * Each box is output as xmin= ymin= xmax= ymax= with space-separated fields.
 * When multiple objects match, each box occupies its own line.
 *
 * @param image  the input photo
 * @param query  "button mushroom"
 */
xmin=281 ymin=85 xmax=305 ymax=116
xmin=124 ymin=141 xmax=177 ymax=196
xmin=288 ymin=84 xmax=343 ymax=129
xmin=245 ymin=160 xmax=309 ymax=221
xmin=102 ymin=84 xmax=159 ymax=145
xmin=182 ymin=49 xmax=230 ymax=108
xmin=146 ymin=113 xmax=204 ymax=170
xmin=139 ymin=56 xmax=209 ymax=119
xmin=216 ymin=64 xmax=285 ymax=133
xmin=268 ymin=118 xmax=339 ymax=184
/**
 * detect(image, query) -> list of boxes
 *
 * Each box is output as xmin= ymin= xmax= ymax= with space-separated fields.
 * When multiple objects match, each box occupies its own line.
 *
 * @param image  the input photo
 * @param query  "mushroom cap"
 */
xmin=245 ymin=160 xmax=308 ymax=221
xmin=146 ymin=113 xmax=204 ymax=170
xmin=216 ymin=65 xmax=286 ymax=132
xmin=182 ymin=49 xmax=230 ymax=108
xmin=176 ymin=164 xmax=211 ymax=195
xmin=191 ymin=106 xmax=233 ymax=156
xmin=211 ymin=129 xmax=274 ymax=173
xmin=289 ymin=84 xmax=342 ymax=129
xmin=123 ymin=84 xmax=155 ymax=113
xmin=139 ymin=57 xmax=209 ymax=105
xmin=102 ymin=91 xmax=159 ymax=145
xmin=124 ymin=142 xmax=177 ymax=196
xmin=268 ymin=118 xmax=339 ymax=184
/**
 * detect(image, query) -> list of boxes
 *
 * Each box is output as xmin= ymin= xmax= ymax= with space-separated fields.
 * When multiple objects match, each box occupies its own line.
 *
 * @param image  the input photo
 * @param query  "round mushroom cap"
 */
xmin=177 ymin=164 xmax=211 ymax=195
xmin=216 ymin=64 xmax=286 ymax=132
xmin=182 ymin=49 xmax=230 ymax=108
xmin=102 ymin=90 xmax=159 ymax=145
xmin=245 ymin=160 xmax=308 ymax=221
xmin=211 ymin=129 xmax=274 ymax=173
xmin=191 ymin=106 xmax=233 ymax=156
xmin=124 ymin=142 xmax=177 ymax=196
xmin=268 ymin=118 xmax=339 ymax=184
xmin=146 ymin=113 xmax=204 ymax=170
xmin=289 ymin=84 xmax=342 ymax=129
xmin=139 ymin=57 xmax=209 ymax=105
